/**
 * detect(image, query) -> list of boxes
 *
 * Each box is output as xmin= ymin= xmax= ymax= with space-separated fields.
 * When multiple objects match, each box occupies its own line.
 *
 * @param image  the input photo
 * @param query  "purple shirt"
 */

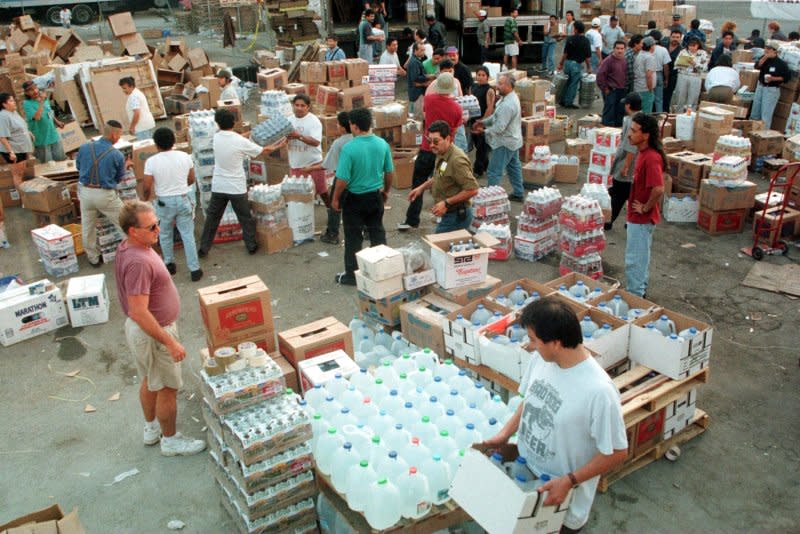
xmin=596 ymin=54 xmax=627 ymax=92
xmin=115 ymin=240 xmax=180 ymax=326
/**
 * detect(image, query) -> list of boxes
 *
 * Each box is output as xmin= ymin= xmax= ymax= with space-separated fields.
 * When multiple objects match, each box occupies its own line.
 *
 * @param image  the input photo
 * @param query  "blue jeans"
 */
xmin=625 ymin=222 xmax=655 ymax=297
xmin=654 ymin=72 xmax=665 ymax=113
xmin=602 ymin=88 xmax=626 ymax=127
xmin=487 ymin=145 xmax=523 ymax=197
xmin=358 ymin=44 xmax=374 ymax=64
xmin=135 ymin=128 xmax=155 ymax=141
xmin=751 ymin=83 xmax=780 ymax=130
xmin=638 ymin=91 xmax=654 ymax=113
xmin=156 ymin=194 xmax=200 ymax=271
xmin=590 ymin=53 xmax=600 ymax=72
xmin=454 ymin=126 xmax=468 ymax=152
xmin=561 ymin=60 xmax=582 ymax=106
xmin=436 ymin=208 xmax=473 ymax=233
xmin=542 ymin=38 xmax=556 ymax=72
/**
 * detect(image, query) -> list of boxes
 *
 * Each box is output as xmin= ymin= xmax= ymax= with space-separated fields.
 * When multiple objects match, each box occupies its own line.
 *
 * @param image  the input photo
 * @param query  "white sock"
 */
xmin=145 ymin=420 xmax=160 ymax=431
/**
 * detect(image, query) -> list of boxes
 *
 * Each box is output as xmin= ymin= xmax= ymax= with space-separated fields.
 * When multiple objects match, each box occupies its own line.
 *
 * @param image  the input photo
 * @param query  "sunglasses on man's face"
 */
xmin=138 ymin=222 xmax=159 ymax=232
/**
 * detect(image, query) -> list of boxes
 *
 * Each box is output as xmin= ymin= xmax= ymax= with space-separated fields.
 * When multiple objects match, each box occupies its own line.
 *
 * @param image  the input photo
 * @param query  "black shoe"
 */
xmin=248 ymin=245 xmax=259 ymax=255
xmin=198 ymin=248 xmax=208 ymax=258
xmin=320 ymin=232 xmax=340 ymax=245
xmin=604 ymin=223 xmax=613 ymax=231
xmin=89 ymin=258 xmax=103 ymax=268
xmin=508 ymin=194 xmax=525 ymax=202
xmin=191 ymin=269 xmax=204 ymax=282
xmin=335 ymin=272 xmax=357 ymax=286
xmin=166 ymin=263 xmax=177 ymax=275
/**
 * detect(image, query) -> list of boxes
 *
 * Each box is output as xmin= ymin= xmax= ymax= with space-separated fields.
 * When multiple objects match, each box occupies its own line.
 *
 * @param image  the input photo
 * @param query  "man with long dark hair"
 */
xmin=625 ymin=113 xmax=665 ymax=298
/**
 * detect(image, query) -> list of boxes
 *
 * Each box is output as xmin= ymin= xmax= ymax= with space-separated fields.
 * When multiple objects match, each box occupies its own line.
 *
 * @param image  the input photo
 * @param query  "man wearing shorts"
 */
xmin=287 ymin=94 xmax=327 ymax=205
xmin=504 ymin=7 xmax=523 ymax=70
xmin=116 ymin=200 xmax=206 ymax=456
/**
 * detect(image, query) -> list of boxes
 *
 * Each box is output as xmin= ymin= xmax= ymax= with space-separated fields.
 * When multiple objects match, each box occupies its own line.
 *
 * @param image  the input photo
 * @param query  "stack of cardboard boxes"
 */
xmin=19 ymin=176 xmax=76 ymax=227
xmin=772 ymin=74 xmax=800 ymax=134
xmin=251 ymin=190 xmax=293 ymax=255
xmin=697 ymin=180 xmax=756 ymax=235
xmin=31 ymin=224 xmax=79 ymax=278
xmin=693 ymin=106 xmax=735 ymax=155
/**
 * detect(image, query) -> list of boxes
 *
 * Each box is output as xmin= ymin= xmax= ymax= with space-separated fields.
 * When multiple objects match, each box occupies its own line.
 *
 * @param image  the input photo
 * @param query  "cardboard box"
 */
xmin=424 ymin=230 xmax=499 ymax=289
xmin=554 ymin=162 xmax=580 ymax=183
xmin=108 ymin=11 xmax=137 ymax=37
xmin=297 ymin=349 xmax=359 ymax=392
xmin=340 ymin=85 xmax=371 ymax=110
xmin=372 ymin=104 xmax=409 ymax=130
xmin=355 ymin=270 xmax=404 ymax=299
xmin=400 ymin=294 xmax=461 ymax=358
xmin=392 ymin=148 xmax=416 ymax=189
xmin=401 ymin=119 xmax=423 ymax=148
xmin=0 ymin=186 xmax=21 ymax=207
xmin=522 ymin=164 xmax=555 ymax=187
xmin=344 ymin=58 xmax=369 ymax=81
xmin=120 ymin=33 xmax=149 ymax=56
xmin=357 ymin=288 xmax=424 ymax=326
xmin=272 ymin=353 xmax=298 ymax=393
xmin=65 ymin=274 xmax=110 ymax=327
xmin=205 ymin=330 xmax=276 ymax=358
xmin=754 ymin=206 xmax=800 ymax=242
xmin=443 ymin=298 xmax=509 ymax=365
xmin=486 ymin=278 xmax=554 ymax=311
xmin=32 ymin=204 xmax=77 ymax=228
xmin=585 ymin=287 xmax=662 ymax=321
xmin=0 ymin=504 xmax=85 ymax=534
xmin=299 ymin=61 xmax=327 ymax=83
xmin=355 ymin=244 xmax=405 ymax=281
xmin=198 ymin=275 xmax=274 ymax=346
xmin=487 ymin=6 xmax=502 ymax=16
xmin=520 ymin=116 xmax=550 ymax=141
xmin=58 ymin=121 xmax=87 ymax=153
xmin=629 ymin=309 xmax=712 ymax=379
xmin=675 ymin=152 xmax=713 ymax=191
xmin=564 ymin=138 xmax=592 ymax=163
xmin=0 ymin=279 xmax=69 ymax=346
xmin=20 ymin=177 xmax=71 ymax=212
xmin=315 ymin=85 xmax=340 ymax=114
xmin=131 ymin=139 xmax=159 ymax=181
xmin=698 ymin=180 xmax=756 ymax=211
xmin=403 ymin=268 xmax=436 ymax=291
xmin=451 ymin=445 xmax=572 ymax=534
xmin=663 ymin=193 xmax=699 ymax=223
xmin=278 ymin=316 xmax=353 ymax=367
xmin=694 ymin=106 xmax=735 ymax=133
xmin=257 ymin=68 xmax=288 ymax=91
xmin=430 ymin=275 xmax=502 ymax=306
xmin=697 ymin=207 xmax=747 ymax=235
xmin=255 ymin=226 xmax=293 ymax=254
xmin=749 ymin=130 xmax=784 ymax=157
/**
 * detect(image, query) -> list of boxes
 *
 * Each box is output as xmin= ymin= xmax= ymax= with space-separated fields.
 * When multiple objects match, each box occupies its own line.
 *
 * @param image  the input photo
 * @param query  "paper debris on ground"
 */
xmin=108 ymin=392 xmax=120 ymax=401
xmin=681 ymin=243 xmax=696 ymax=248
xmin=84 ymin=404 xmax=96 ymax=413
xmin=168 ymin=520 xmax=186 ymax=530
xmin=106 ymin=468 xmax=140 ymax=486
xmin=65 ymin=369 xmax=81 ymax=377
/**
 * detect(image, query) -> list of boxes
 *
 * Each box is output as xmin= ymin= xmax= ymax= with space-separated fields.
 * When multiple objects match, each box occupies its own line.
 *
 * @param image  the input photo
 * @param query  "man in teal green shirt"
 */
xmin=332 ymin=107 xmax=394 ymax=285
xmin=422 ymin=48 xmax=444 ymax=76
xmin=504 ymin=7 xmax=522 ymax=70
xmin=22 ymin=81 xmax=66 ymax=163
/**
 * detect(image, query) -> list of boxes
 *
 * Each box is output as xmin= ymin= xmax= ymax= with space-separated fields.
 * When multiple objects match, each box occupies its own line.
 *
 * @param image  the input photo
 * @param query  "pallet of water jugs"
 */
xmin=199 ymin=345 xmax=319 ymax=533
xmin=304 ymin=340 xmax=518 ymax=531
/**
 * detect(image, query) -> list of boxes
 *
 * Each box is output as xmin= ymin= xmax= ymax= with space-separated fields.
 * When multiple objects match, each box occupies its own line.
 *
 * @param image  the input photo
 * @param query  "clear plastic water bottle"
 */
xmin=399 ymin=467 xmax=431 ymax=520
xmin=592 ymin=323 xmax=612 ymax=339
xmin=434 ymin=408 xmax=463 ymax=435
xmin=304 ymin=384 xmax=327 ymax=410
xmin=435 ymin=359 xmax=459 ymax=381
xmin=333 ymin=407 xmax=358 ymax=430
xmin=430 ymin=430 xmax=457 ymax=459
xmin=411 ymin=348 xmax=439 ymax=370
xmin=412 ymin=415 xmax=439 ymax=444
xmin=365 ymin=478 xmax=401 ymax=530
xmin=482 ymin=394 xmax=509 ymax=422
xmin=359 ymin=335 xmax=375 ymax=355
xmin=401 ymin=437 xmax=431 ymax=472
xmin=423 ymin=454 xmax=452 ymax=505
xmin=346 ymin=460 xmax=377 ymax=512
xmin=489 ymin=452 xmax=506 ymax=472
xmin=353 ymin=396 xmax=378 ymax=423
xmin=381 ymin=389 xmax=404 ymax=415
xmin=375 ymin=361 xmax=400 ymax=389
xmin=393 ymin=353 xmax=417 ymax=377
xmin=410 ymin=367 xmax=434 ymax=389
xmin=478 ymin=416 xmax=500 ymax=439
xmin=368 ymin=435 xmax=389 ymax=467
xmin=349 ymin=315 xmax=365 ymax=346
xmin=398 ymin=402 xmax=421 ymax=430
xmin=470 ymin=304 xmax=492 ymax=325
xmin=447 ymin=369 xmax=474 ymax=394
xmin=509 ymin=456 xmax=532 ymax=481
xmin=331 ymin=441 xmax=360 ymax=492
xmin=375 ymin=329 xmax=394 ymax=350
xmin=390 ymin=332 xmax=409 ymax=356
xmin=454 ymin=423 xmax=482 ymax=450
xmin=369 ymin=378 xmax=389 ymax=404
xmin=315 ymin=428 xmax=344 ymax=476
xmin=340 ymin=385 xmax=364 ymax=411
xmin=655 ymin=314 xmax=676 ymax=337
xmin=678 ymin=326 xmax=698 ymax=340
xmin=462 ymin=382 xmax=490 ymax=408
xmin=350 ymin=368 xmax=372 ymax=393
xmin=384 ymin=423 xmax=411 ymax=453
xmin=509 ymin=285 xmax=529 ymax=306
xmin=321 ymin=395 xmax=343 ymax=421
xmin=580 ymin=316 xmax=599 ymax=337
xmin=441 ymin=389 xmax=468 ymax=414
xmin=368 ymin=409 xmax=395 ymax=438
xmin=608 ymin=295 xmax=629 ymax=317
xmin=326 ymin=373 xmax=349 ymax=397
xmin=425 ymin=376 xmax=451 ymax=400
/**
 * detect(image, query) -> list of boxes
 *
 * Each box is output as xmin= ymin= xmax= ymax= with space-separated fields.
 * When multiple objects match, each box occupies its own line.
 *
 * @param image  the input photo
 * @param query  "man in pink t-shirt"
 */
xmin=115 ymin=200 xmax=206 ymax=457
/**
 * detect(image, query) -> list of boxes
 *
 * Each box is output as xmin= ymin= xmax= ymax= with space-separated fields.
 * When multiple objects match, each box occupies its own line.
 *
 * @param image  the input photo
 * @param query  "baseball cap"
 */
xmin=591 ymin=18 xmax=601 ymax=27
xmin=672 ymin=13 xmax=681 ymax=20
xmin=764 ymin=41 xmax=779 ymax=50
xmin=446 ymin=46 xmax=458 ymax=54
xmin=22 ymin=81 xmax=36 ymax=91
xmin=479 ymin=9 xmax=487 ymax=17
xmin=217 ymin=69 xmax=232 ymax=79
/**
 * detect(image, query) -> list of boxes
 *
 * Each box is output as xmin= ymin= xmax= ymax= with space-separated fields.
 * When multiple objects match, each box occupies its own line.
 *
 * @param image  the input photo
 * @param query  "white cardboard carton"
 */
xmin=297 ymin=349 xmax=359 ymax=393
xmin=355 ymin=245 xmax=406 ymax=281
xmin=451 ymin=446 xmax=573 ymax=534
xmin=443 ymin=298 xmax=509 ymax=365
xmin=0 ymin=279 xmax=68 ymax=346
xmin=425 ymin=230 xmax=500 ymax=289
xmin=629 ymin=310 xmax=712 ymax=380
xmin=403 ymin=268 xmax=436 ymax=291
xmin=663 ymin=388 xmax=698 ymax=439
xmin=355 ymin=270 xmax=404 ymax=300
xmin=65 ymin=274 xmax=110 ymax=327
xmin=474 ymin=313 xmax=528 ymax=382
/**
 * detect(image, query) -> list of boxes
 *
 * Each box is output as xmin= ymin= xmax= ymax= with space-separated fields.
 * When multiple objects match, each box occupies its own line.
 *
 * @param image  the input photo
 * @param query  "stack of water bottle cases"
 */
xmin=96 ymin=214 xmax=124 ymax=263
xmin=200 ymin=343 xmax=320 ymax=534
xmin=189 ymin=110 xmax=243 ymax=243
xmin=310 ymin=317 xmax=531 ymax=531
xmin=515 ymin=186 xmax=561 ymax=261
xmin=558 ymin=194 xmax=606 ymax=278
xmin=472 ymin=186 xmax=512 ymax=260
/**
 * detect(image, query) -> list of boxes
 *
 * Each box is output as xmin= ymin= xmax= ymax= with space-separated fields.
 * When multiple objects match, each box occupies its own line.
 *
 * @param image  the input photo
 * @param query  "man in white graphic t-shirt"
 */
xmin=287 ymin=93 xmax=328 ymax=205
xmin=484 ymin=297 xmax=628 ymax=533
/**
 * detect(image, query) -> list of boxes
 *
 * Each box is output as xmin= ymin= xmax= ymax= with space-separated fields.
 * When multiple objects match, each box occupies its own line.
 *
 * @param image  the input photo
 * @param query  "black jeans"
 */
xmin=199 ymin=192 xmax=257 ymax=252
xmin=609 ymin=178 xmax=633 ymax=226
xmin=325 ymin=178 xmax=341 ymax=236
xmin=664 ymin=72 xmax=678 ymax=112
xmin=472 ymin=132 xmax=490 ymax=175
xmin=602 ymin=88 xmax=627 ymax=127
xmin=403 ymin=150 xmax=436 ymax=227
xmin=342 ymin=190 xmax=386 ymax=275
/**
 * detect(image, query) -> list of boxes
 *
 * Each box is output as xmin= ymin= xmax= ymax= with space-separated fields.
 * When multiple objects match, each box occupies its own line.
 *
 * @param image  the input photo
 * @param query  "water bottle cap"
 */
xmin=434 ymin=376 xmax=442 ymax=383
xmin=446 ymin=409 xmax=455 ymax=416
xmin=402 ymin=353 xmax=411 ymax=359
xmin=515 ymin=475 xmax=527 ymax=482
xmin=603 ymin=323 xmax=611 ymax=329
xmin=583 ymin=316 xmax=592 ymax=321
xmin=422 ymin=415 xmax=430 ymax=423
xmin=411 ymin=437 xmax=420 ymax=445
xmin=416 ymin=386 xmax=424 ymax=393
xmin=433 ymin=454 xmax=442 ymax=461
xmin=325 ymin=395 xmax=334 ymax=402
xmin=375 ymin=378 xmax=384 ymax=385
xmin=389 ymin=451 xmax=397 ymax=459
xmin=362 ymin=335 xmax=369 ymax=339
xmin=404 ymin=402 xmax=413 ymax=408
xmin=348 ymin=384 xmax=356 ymax=391
xmin=472 ymin=320 xmax=481 ymax=326
xmin=313 ymin=384 xmax=322 ymax=389
xmin=327 ymin=428 xmax=337 ymax=434
xmin=341 ymin=407 xmax=350 ymax=414
xmin=540 ymin=474 xmax=551 ymax=481
xmin=476 ymin=383 xmax=484 ymax=389
xmin=400 ymin=373 xmax=408 ymax=379
xmin=613 ymin=295 xmax=622 ymax=301
xmin=492 ymin=394 xmax=501 ymax=402
xmin=491 ymin=452 xmax=503 ymax=461
xmin=298 ymin=399 xmax=307 ymax=406
xmin=429 ymin=396 xmax=438 ymax=403
xmin=409 ymin=467 xmax=417 ymax=474
xmin=469 ymin=402 xmax=477 ymax=409
xmin=335 ymin=373 xmax=342 ymax=379
xmin=378 ymin=408 xmax=385 ymax=415
xmin=445 ymin=359 xmax=453 ymax=365
xmin=457 ymin=314 xmax=463 ymax=319
xmin=313 ymin=413 xmax=321 ymax=420
xmin=360 ymin=368 xmax=367 ymax=373
xmin=646 ymin=323 xmax=655 ymax=329
xmin=383 ymin=361 xmax=391 ymax=367
xmin=516 ymin=456 xmax=527 ymax=465
xmin=690 ymin=327 xmax=698 ymax=333
xmin=360 ymin=460 xmax=369 ymax=467
xmin=418 ymin=367 xmax=427 ymax=373
xmin=660 ymin=314 xmax=668 ymax=320
xmin=424 ymin=348 xmax=432 ymax=353
xmin=477 ymin=304 xmax=485 ymax=309
xmin=395 ymin=423 xmax=404 ymax=430
xmin=670 ymin=333 xmax=678 ymax=339
xmin=489 ymin=417 xmax=497 ymax=425
xmin=459 ymin=369 xmax=467 ymax=377
xmin=344 ymin=442 xmax=352 ymax=449
xmin=440 ymin=430 xmax=449 ymax=437
xmin=466 ymin=423 xmax=475 ymax=430
xmin=372 ymin=436 xmax=381 ymax=444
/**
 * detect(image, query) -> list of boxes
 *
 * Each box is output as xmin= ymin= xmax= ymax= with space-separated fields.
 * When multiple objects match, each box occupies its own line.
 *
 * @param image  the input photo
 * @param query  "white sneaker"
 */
xmin=160 ymin=432 xmax=207 ymax=457
xmin=143 ymin=422 xmax=161 ymax=446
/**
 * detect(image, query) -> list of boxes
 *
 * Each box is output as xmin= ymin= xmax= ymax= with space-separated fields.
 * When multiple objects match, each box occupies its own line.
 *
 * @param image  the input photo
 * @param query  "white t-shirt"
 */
xmin=126 ymin=88 xmax=156 ymax=133
xmin=518 ymin=351 xmax=628 ymax=530
xmin=379 ymin=50 xmax=402 ymax=69
xmin=288 ymin=113 xmax=323 ymax=169
xmin=652 ymin=45 xmax=672 ymax=71
xmin=219 ymin=82 xmax=238 ymax=101
xmin=60 ymin=9 xmax=71 ymax=24
xmin=407 ymin=42 xmax=434 ymax=60
xmin=586 ymin=29 xmax=603 ymax=52
xmin=705 ymin=66 xmax=742 ymax=91
xmin=212 ymin=130 xmax=263 ymax=194
xmin=144 ymin=150 xmax=194 ymax=197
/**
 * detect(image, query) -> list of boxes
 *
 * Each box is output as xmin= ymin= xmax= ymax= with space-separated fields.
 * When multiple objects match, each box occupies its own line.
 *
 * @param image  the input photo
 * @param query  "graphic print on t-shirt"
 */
xmin=519 ymin=379 xmax=562 ymax=462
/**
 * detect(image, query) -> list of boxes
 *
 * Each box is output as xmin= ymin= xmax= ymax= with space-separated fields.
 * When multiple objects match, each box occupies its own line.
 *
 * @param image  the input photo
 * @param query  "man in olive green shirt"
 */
xmin=407 ymin=120 xmax=478 ymax=233
xmin=504 ymin=7 xmax=523 ymax=69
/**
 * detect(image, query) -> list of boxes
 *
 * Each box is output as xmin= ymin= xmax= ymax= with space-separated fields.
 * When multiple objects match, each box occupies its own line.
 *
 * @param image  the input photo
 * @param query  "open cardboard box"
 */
xmin=0 ymin=504 xmax=85 ymax=534
xmin=425 ymin=230 xmax=500 ymax=289
xmin=545 ymin=273 xmax=618 ymax=304
xmin=430 ymin=275 xmax=502 ymax=306
xmin=400 ymin=294 xmax=462 ymax=359
xmin=476 ymin=313 xmax=528 ymax=382
xmin=485 ymin=278 xmax=554 ymax=312
xmin=450 ymin=443 xmax=572 ymax=534
xmin=278 ymin=316 xmax=353 ymax=368
xmin=629 ymin=309 xmax=712 ymax=380
xmin=585 ymin=288 xmax=661 ymax=322
xmin=444 ymin=298 xmax=509 ymax=365
xmin=559 ymin=299 xmax=630 ymax=370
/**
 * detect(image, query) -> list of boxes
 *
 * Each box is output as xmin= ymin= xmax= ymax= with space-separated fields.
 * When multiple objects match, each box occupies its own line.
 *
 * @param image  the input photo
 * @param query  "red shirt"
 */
xmin=115 ymin=240 xmax=181 ymax=326
xmin=627 ymin=146 xmax=664 ymax=225
xmin=420 ymin=93 xmax=463 ymax=152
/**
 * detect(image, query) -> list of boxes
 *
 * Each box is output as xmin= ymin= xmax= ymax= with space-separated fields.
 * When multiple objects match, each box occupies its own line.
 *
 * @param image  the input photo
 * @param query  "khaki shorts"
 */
xmin=505 ymin=43 xmax=520 ymax=56
xmin=125 ymin=318 xmax=182 ymax=391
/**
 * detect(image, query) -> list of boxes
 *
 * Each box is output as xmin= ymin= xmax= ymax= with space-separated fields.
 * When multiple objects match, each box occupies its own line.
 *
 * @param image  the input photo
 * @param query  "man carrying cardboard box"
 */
xmin=484 ymin=297 xmax=627 ymax=533
xmin=116 ymin=200 xmax=206 ymax=456
xmin=407 ymin=120 xmax=478 ymax=233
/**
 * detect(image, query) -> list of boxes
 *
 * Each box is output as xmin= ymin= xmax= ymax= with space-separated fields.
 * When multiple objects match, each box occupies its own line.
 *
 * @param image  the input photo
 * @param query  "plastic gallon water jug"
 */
xmin=375 ymin=361 xmax=400 ymax=389
xmin=411 ymin=347 xmax=439 ymax=370
xmin=304 ymin=384 xmax=327 ymax=410
xmin=346 ymin=460 xmax=377 ymax=512
xmin=569 ymin=280 xmax=590 ymax=299
xmin=402 ymin=437 xmax=432 ymax=471
xmin=509 ymin=285 xmax=529 ymax=306
xmin=381 ymin=389 xmax=404 ymax=415
xmin=426 ymin=376 xmax=451 ymax=400
xmin=340 ymin=385 xmax=364 ymax=411
xmin=423 ymin=454 xmax=452 ymax=505
xmin=434 ymin=409 xmax=463 ymax=435
xmin=435 ymin=359 xmax=459 ymax=381
xmin=454 ymin=423 xmax=482 ymax=450
xmin=316 ymin=428 xmax=344 ymax=476
xmin=331 ymin=441 xmax=360 ymax=492
xmin=655 ymin=314 xmax=677 ymax=337
xmin=374 ymin=329 xmax=394 ymax=350
xmin=365 ymin=478 xmax=401 ymax=530
xmin=326 ymin=373 xmax=349 ymax=396
xmin=412 ymin=415 xmax=439 ymax=444
xmin=350 ymin=368 xmax=372 ymax=392
xmin=581 ymin=316 xmax=599 ymax=337
xmin=678 ymin=326 xmax=698 ymax=340
xmin=400 ymin=467 xmax=431 ymax=520
xmin=607 ymin=295 xmax=629 ymax=317
xmin=592 ymin=323 xmax=612 ymax=339
xmin=394 ymin=353 xmax=417 ymax=376
xmin=384 ymin=423 xmax=411 ymax=453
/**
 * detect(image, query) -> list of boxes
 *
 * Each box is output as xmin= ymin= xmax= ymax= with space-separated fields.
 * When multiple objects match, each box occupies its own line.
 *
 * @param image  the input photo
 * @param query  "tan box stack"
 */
xmin=693 ymin=106 xmax=734 ymax=155
xmin=697 ymin=180 xmax=756 ymax=236
xmin=666 ymin=151 xmax=714 ymax=193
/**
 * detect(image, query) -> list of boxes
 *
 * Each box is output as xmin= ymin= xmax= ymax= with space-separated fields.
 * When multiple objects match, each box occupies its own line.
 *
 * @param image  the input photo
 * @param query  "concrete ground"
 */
xmin=1 ymin=2 xmax=799 ymax=532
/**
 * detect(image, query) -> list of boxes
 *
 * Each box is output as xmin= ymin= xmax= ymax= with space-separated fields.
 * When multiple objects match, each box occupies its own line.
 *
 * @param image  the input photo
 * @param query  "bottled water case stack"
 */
xmin=188 ymin=110 xmax=218 ymax=212
xmin=472 ymin=186 xmax=512 ymax=259
xmin=201 ymin=346 xmax=318 ymax=533
xmin=558 ymin=195 xmax=605 ymax=278
xmin=514 ymin=186 xmax=561 ymax=261
xmin=305 ymin=340 xmax=514 ymax=530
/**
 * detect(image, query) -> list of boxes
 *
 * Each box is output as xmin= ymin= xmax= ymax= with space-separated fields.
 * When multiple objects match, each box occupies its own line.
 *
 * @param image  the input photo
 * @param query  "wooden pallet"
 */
xmin=316 ymin=469 xmax=469 ymax=533
xmin=598 ymin=409 xmax=709 ymax=492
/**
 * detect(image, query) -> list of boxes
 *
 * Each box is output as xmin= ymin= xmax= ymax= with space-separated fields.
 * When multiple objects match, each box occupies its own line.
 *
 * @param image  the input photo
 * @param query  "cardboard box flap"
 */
xmin=197 ymin=275 xmax=267 ymax=304
xmin=280 ymin=316 xmax=343 ymax=346
xmin=424 ymin=229 xmax=499 ymax=254
xmin=0 ymin=504 xmax=85 ymax=534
